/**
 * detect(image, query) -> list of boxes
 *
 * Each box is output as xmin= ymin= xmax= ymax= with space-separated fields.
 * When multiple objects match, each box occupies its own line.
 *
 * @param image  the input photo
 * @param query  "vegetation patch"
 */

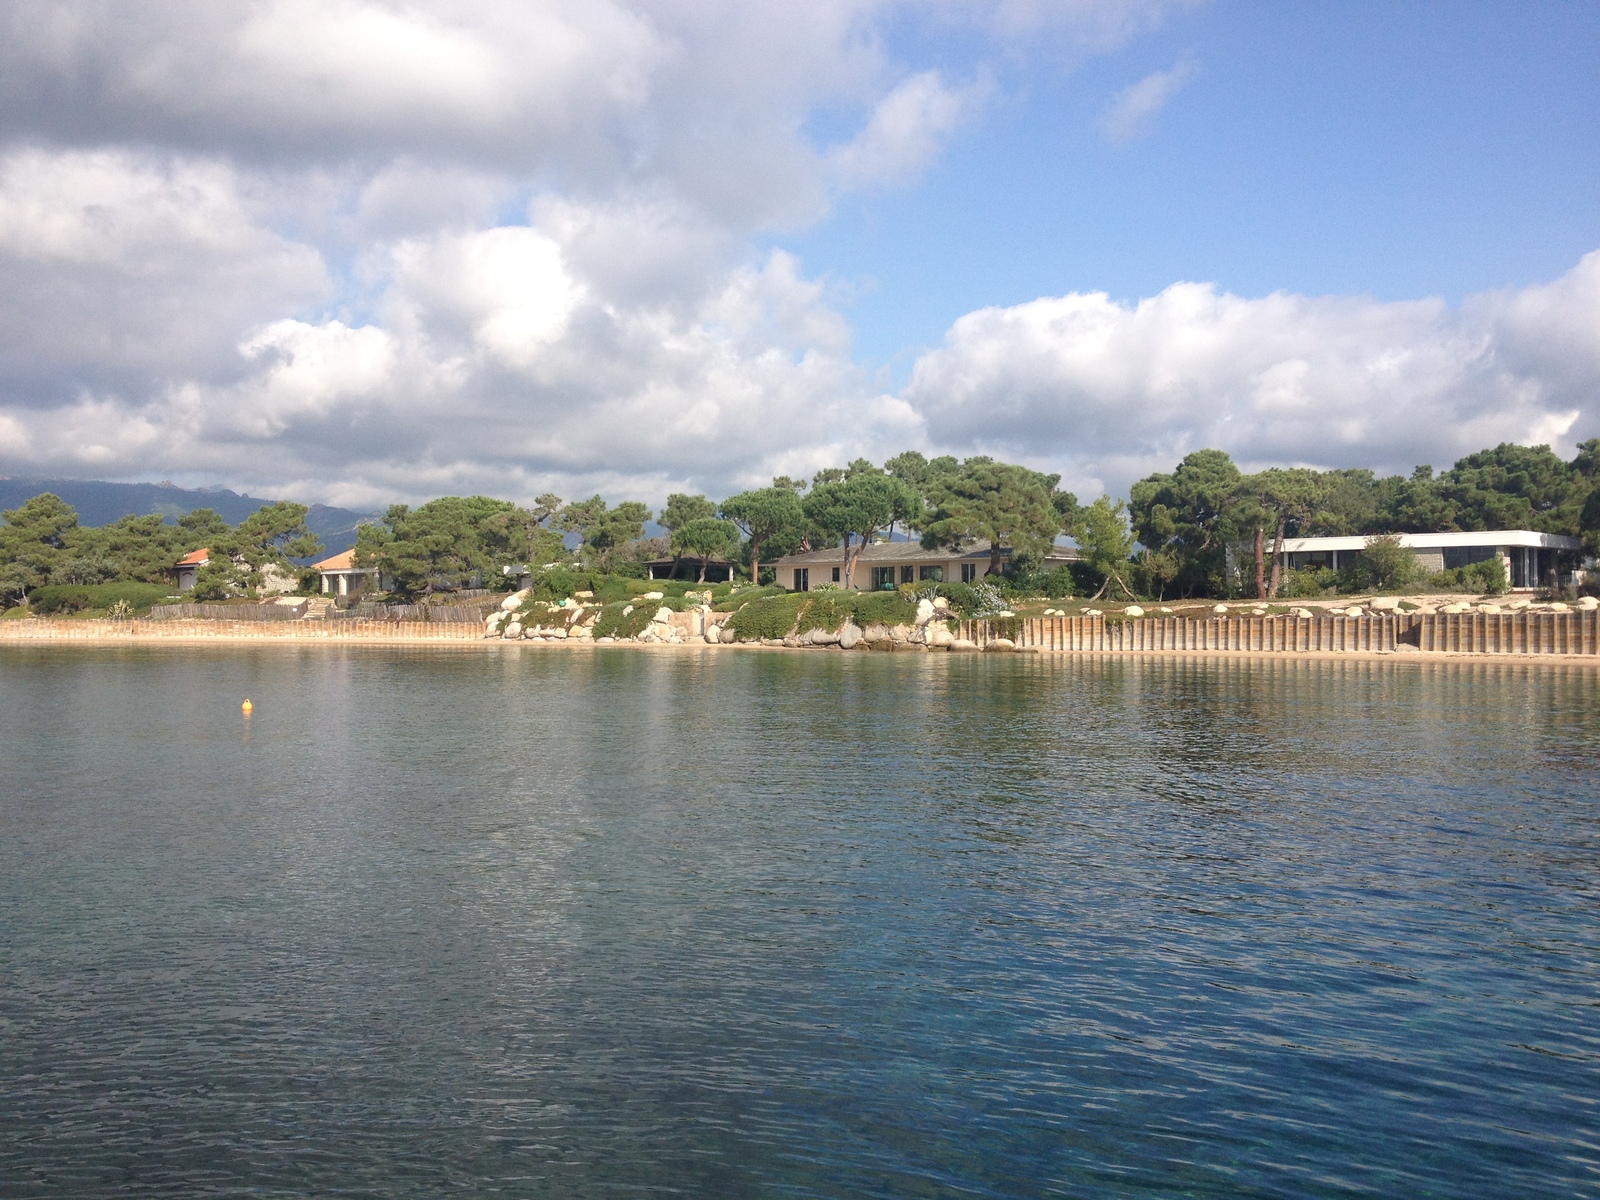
xmin=592 ymin=601 xmax=655 ymax=640
xmin=725 ymin=593 xmax=807 ymax=640
xmin=29 ymin=581 xmax=175 ymax=615
xmin=852 ymin=590 xmax=917 ymax=628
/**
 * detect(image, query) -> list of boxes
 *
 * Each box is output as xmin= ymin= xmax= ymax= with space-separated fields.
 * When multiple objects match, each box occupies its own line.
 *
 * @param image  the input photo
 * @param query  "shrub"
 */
xmin=1431 ymin=556 xmax=1508 ymax=596
xmin=591 ymin=601 xmax=655 ymax=640
xmin=30 ymin=581 xmax=173 ymax=615
xmin=1277 ymin=568 xmax=1332 ymax=599
xmin=725 ymin=593 xmax=806 ymax=640
xmin=713 ymin=584 xmax=788 ymax=611
xmin=27 ymin=586 xmax=94 ymax=615
xmin=852 ymin=590 xmax=916 ymax=628
xmin=1341 ymin=535 xmax=1418 ymax=593
xmin=795 ymin=592 xmax=854 ymax=632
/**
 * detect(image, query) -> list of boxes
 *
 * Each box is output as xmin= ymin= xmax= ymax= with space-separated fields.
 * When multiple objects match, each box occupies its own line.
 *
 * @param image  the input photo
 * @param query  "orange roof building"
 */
xmin=173 ymin=547 xmax=210 ymax=591
xmin=313 ymin=547 xmax=379 ymax=597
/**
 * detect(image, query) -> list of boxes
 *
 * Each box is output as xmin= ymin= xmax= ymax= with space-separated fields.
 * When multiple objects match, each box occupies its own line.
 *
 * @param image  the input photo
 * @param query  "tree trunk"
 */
xmin=1254 ymin=525 xmax=1266 ymax=600
xmin=1267 ymin=517 xmax=1287 ymax=599
xmin=697 ymin=558 xmax=707 ymax=583
xmin=844 ymin=532 xmax=870 ymax=590
xmin=989 ymin=540 xmax=1004 ymax=578
xmin=749 ymin=534 xmax=763 ymax=585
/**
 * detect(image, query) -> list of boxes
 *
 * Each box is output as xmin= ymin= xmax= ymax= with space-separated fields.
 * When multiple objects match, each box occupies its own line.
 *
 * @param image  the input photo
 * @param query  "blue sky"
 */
xmin=791 ymin=0 xmax=1600 ymax=375
xmin=0 ymin=1 xmax=1595 ymax=507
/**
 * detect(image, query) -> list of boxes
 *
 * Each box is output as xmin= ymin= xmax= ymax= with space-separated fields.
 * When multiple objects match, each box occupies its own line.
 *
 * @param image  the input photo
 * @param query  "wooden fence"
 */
xmin=149 ymin=601 xmax=308 ymax=620
xmin=0 ymin=618 xmax=482 ymax=641
xmin=958 ymin=611 xmax=1600 ymax=657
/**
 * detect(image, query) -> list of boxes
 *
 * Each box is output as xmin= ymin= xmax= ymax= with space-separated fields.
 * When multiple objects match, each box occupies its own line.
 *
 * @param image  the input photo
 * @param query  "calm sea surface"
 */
xmin=1 ymin=646 xmax=1597 ymax=1198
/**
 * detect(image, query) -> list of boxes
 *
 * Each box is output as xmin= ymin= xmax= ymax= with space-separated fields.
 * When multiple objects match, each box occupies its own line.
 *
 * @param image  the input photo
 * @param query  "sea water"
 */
xmin=1 ymin=646 xmax=1597 ymax=1198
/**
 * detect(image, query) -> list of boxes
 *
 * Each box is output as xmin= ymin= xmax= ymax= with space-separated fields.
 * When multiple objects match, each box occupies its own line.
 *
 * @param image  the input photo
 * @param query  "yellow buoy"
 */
xmin=241 ymin=699 xmax=253 ymax=715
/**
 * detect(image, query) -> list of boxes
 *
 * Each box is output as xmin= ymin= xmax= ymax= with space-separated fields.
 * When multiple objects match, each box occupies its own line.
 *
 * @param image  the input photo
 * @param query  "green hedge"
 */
xmin=591 ymin=601 xmax=657 ymax=640
xmin=725 ymin=594 xmax=807 ymax=640
xmin=29 ymin=581 xmax=175 ymax=615
xmin=724 ymin=590 xmax=921 ymax=640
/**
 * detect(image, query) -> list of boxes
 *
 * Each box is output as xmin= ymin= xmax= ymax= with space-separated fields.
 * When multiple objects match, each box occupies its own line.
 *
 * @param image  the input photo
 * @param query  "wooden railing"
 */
xmin=958 ymin=612 xmax=1600 ymax=656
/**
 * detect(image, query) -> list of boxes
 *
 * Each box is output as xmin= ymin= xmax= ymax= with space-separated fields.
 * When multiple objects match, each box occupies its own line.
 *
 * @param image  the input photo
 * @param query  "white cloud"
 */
xmin=902 ymin=251 xmax=1600 ymax=496
xmin=1101 ymin=56 xmax=1197 ymax=143
xmin=828 ymin=71 xmax=984 ymax=190
xmin=0 ymin=1 xmax=1590 ymax=515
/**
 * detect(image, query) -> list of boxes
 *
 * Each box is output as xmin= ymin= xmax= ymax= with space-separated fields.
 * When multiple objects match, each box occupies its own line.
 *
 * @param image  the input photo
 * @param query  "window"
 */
xmin=794 ymin=568 xmax=809 ymax=591
xmin=872 ymin=566 xmax=896 ymax=590
xmin=1443 ymin=545 xmax=1495 ymax=570
xmin=961 ymin=562 xmax=978 ymax=583
xmin=900 ymin=565 xmax=915 ymax=584
xmin=919 ymin=565 xmax=943 ymax=582
xmin=831 ymin=567 xmax=841 ymax=583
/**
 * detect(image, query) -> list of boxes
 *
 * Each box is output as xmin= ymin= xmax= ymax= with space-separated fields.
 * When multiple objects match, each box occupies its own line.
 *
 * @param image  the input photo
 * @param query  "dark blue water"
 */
xmin=2 ymin=646 xmax=1597 ymax=1198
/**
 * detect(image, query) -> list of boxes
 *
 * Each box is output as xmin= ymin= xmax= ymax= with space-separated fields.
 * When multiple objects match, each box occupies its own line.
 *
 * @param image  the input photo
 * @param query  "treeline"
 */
xmin=351 ymin=453 xmax=1083 ymax=598
xmin=0 ymin=495 xmax=321 ymax=605
xmin=4 ymin=439 xmax=1598 ymax=608
xmin=1132 ymin=440 xmax=1600 ymax=598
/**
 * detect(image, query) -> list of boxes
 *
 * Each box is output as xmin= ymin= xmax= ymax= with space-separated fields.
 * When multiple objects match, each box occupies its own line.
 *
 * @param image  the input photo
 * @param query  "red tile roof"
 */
xmin=313 ymin=549 xmax=358 ymax=571
xmin=176 ymin=548 xmax=210 ymax=566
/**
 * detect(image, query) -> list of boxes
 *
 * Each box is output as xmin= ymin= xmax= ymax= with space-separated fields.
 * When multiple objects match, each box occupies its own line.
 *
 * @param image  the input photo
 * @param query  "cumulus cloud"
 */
xmin=1101 ymin=56 xmax=1197 ymax=142
xmin=0 ymin=0 xmax=1592 ymax=514
xmin=902 ymin=251 xmax=1600 ymax=496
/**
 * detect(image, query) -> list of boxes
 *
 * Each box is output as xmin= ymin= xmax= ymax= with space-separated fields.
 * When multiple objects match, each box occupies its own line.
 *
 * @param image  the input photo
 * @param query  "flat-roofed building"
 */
xmin=1278 ymin=530 xmax=1584 ymax=590
xmin=772 ymin=541 xmax=1078 ymax=592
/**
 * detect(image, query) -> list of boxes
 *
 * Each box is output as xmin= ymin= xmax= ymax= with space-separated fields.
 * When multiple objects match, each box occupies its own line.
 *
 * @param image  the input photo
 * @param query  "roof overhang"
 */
xmin=1279 ymin=530 xmax=1583 ymax=553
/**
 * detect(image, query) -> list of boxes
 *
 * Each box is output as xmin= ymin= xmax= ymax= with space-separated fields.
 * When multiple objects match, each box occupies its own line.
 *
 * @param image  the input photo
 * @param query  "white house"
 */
xmin=1276 ymin=530 xmax=1585 ymax=590
xmin=772 ymin=540 xmax=1078 ymax=592
xmin=312 ymin=549 xmax=382 ymax=597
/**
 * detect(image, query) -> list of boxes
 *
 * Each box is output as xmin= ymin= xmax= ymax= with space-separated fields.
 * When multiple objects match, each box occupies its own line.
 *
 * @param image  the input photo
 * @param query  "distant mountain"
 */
xmin=0 ymin=477 xmax=379 ymax=558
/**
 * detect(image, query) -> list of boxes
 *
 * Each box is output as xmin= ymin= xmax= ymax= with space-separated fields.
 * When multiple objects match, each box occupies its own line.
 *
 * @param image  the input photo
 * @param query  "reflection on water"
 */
xmin=1 ymin=647 xmax=1597 ymax=1198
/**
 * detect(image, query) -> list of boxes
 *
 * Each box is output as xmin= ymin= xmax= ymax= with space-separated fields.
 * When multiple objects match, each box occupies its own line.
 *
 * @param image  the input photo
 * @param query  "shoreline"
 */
xmin=3 ymin=619 xmax=1598 ymax=667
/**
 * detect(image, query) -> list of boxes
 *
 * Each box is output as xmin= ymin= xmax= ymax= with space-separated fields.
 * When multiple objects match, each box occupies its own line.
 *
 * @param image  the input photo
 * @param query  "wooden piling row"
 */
xmin=959 ymin=611 xmax=1599 ymax=656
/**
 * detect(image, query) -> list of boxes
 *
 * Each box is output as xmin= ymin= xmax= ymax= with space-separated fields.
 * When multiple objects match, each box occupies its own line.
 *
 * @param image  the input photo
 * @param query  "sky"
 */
xmin=0 ymin=0 xmax=1595 ymax=510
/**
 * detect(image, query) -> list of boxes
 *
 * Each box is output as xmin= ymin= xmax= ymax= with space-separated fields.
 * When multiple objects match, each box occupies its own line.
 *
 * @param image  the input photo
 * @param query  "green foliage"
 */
xmin=190 ymin=555 xmax=242 ymax=601
xmin=356 ymin=495 xmax=530 ymax=597
xmin=1341 ymin=535 xmax=1418 ymax=592
xmin=920 ymin=456 xmax=1068 ymax=575
xmin=236 ymin=501 xmax=323 ymax=567
xmin=795 ymin=591 xmax=855 ymax=633
xmin=713 ymin=583 xmax=788 ymax=611
xmin=802 ymin=471 xmax=921 ymax=588
xmin=553 ymin=496 xmax=652 ymax=560
xmin=1430 ymin=556 xmax=1509 ymax=595
xmin=720 ymin=487 xmax=807 ymax=583
xmin=725 ymin=593 xmax=807 ymax=640
xmin=1277 ymin=567 xmax=1334 ymax=599
xmin=29 ymin=581 xmax=173 ymax=615
xmin=670 ymin=517 xmax=740 ymax=579
xmin=591 ymin=601 xmax=656 ymax=640
xmin=1077 ymin=496 xmax=1137 ymax=598
xmin=659 ymin=493 xmax=717 ymax=532
xmin=1129 ymin=449 xmax=1243 ymax=597
xmin=851 ymin=590 xmax=917 ymax=628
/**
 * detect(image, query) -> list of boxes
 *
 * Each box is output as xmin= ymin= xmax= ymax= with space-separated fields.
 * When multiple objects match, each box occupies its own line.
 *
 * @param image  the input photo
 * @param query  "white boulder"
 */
xmin=928 ymin=626 xmax=954 ymax=648
xmin=501 ymin=589 xmax=530 ymax=612
xmin=643 ymin=591 xmax=665 ymax=601
xmin=949 ymin=638 xmax=979 ymax=652
xmin=1213 ymin=604 xmax=1229 ymax=614
xmin=705 ymin=624 xmax=721 ymax=644
xmin=1124 ymin=605 xmax=1145 ymax=618
xmin=984 ymin=637 xmax=1016 ymax=652
xmin=1549 ymin=601 xmax=1570 ymax=613
xmin=1577 ymin=596 xmax=1599 ymax=611
xmin=915 ymin=598 xmax=937 ymax=625
xmin=838 ymin=621 xmax=863 ymax=649
xmin=1369 ymin=596 xmax=1401 ymax=611
xmin=654 ymin=606 xmax=674 ymax=623
xmin=503 ymin=621 xmax=523 ymax=639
